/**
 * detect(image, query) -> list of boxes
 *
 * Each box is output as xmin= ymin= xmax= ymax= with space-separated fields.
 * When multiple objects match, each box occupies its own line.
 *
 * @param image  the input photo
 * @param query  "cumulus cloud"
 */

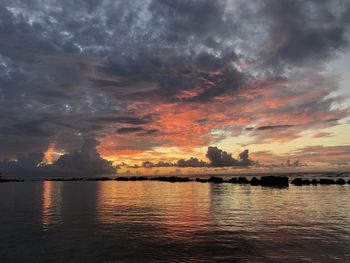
xmin=141 ymin=157 xmax=208 ymax=168
xmin=177 ymin=157 xmax=208 ymax=167
xmin=138 ymin=147 xmax=253 ymax=168
xmin=49 ymin=137 xmax=116 ymax=175
xmin=206 ymin=146 xmax=253 ymax=167
xmin=0 ymin=137 xmax=116 ymax=177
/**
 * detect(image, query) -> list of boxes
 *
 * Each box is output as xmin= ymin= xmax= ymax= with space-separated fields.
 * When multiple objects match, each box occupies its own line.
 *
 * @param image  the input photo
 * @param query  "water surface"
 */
xmin=0 ymin=181 xmax=349 ymax=262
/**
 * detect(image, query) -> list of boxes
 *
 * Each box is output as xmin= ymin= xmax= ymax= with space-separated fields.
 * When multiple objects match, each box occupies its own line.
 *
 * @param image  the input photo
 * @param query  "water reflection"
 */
xmin=1 ymin=181 xmax=348 ymax=262
xmin=41 ymin=181 xmax=63 ymax=230
xmin=96 ymin=181 xmax=212 ymax=228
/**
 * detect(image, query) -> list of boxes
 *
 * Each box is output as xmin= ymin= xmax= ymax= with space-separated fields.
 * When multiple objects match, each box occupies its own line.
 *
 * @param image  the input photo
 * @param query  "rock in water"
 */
xmin=336 ymin=178 xmax=346 ymax=185
xmin=319 ymin=179 xmax=335 ymax=185
xmin=260 ymin=176 xmax=288 ymax=187
xmin=311 ymin=179 xmax=318 ymax=185
xmin=237 ymin=177 xmax=249 ymax=184
xmin=250 ymin=177 xmax=261 ymax=186
xmin=227 ymin=177 xmax=238 ymax=184
xmin=208 ymin=176 xmax=224 ymax=184
xmin=291 ymin=178 xmax=303 ymax=186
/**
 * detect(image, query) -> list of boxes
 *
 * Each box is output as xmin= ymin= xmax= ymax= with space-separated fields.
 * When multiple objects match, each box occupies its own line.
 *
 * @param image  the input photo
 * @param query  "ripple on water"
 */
xmin=0 ymin=181 xmax=349 ymax=262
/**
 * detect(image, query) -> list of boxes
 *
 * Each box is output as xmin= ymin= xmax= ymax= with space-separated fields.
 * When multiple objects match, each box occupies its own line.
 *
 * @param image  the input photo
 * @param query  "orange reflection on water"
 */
xmin=96 ymin=181 xmax=149 ymax=224
xmin=156 ymin=183 xmax=213 ymax=240
xmin=96 ymin=181 xmax=213 ymax=241
xmin=42 ymin=181 xmax=62 ymax=230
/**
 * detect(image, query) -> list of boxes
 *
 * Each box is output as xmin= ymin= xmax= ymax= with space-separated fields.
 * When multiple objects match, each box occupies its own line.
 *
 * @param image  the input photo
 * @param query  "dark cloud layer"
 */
xmin=0 ymin=137 xmax=116 ymax=177
xmin=0 ymin=0 xmax=349 ymax=169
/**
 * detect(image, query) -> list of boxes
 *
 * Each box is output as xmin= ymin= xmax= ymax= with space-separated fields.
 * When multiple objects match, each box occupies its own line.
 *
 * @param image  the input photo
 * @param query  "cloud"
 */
xmin=293 ymin=145 xmax=350 ymax=164
xmin=0 ymin=152 xmax=44 ymax=175
xmin=177 ymin=157 xmax=208 ymax=167
xmin=251 ymin=144 xmax=350 ymax=167
xmin=0 ymin=0 xmax=349 ymax=164
xmin=257 ymin=0 xmax=350 ymax=70
xmin=140 ymin=157 xmax=208 ymax=168
xmin=206 ymin=146 xmax=253 ymax=167
xmin=137 ymin=147 xmax=253 ymax=168
xmin=50 ymin=137 xmax=116 ymax=175
xmin=0 ymin=136 xmax=116 ymax=177
xmin=256 ymin=125 xmax=294 ymax=131
xmin=116 ymin=127 xmax=158 ymax=135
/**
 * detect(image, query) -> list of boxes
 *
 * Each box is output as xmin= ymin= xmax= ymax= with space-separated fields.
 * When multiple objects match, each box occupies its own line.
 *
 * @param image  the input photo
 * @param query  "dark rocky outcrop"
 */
xmin=207 ymin=176 xmax=224 ymax=184
xmin=87 ymin=177 xmax=113 ymax=181
xmin=114 ymin=177 xmax=130 ymax=181
xmin=250 ymin=177 xmax=261 ymax=186
xmin=335 ymin=178 xmax=346 ymax=185
xmin=260 ymin=176 xmax=288 ymax=187
xmin=129 ymin=176 xmax=149 ymax=181
xmin=0 ymin=178 xmax=23 ymax=183
xmin=311 ymin=179 xmax=318 ymax=185
xmin=114 ymin=176 xmax=149 ymax=181
xmin=291 ymin=178 xmax=303 ymax=186
xmin=237 ymin=177 xmax=249 ymax=184
xmin=195 ymin=178 xmax=208 ymax=183
xmin=319 ymin=179 xmax=336 ymax=184
xmin=291 ymin=178 xmax=316 ymax=186
xmin=302 ymin=179 xmax=311 ymax=185
xmin=151 ymin=176 xmax=191 ymax=182
xmin=0 ymin=175 xmax=348 ymax=188
xmin=227 ymin=177 xmax=238 ymax=184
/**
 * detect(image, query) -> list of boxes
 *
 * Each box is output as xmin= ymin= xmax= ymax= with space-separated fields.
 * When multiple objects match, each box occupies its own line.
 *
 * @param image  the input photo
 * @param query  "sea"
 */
xmin=0 ymin=173 xmax=350 ymax=262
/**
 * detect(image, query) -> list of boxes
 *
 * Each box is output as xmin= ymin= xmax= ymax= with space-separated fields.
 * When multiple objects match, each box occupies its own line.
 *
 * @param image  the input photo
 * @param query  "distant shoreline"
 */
xmin=1 ymin=175 xmax=350 ymax=187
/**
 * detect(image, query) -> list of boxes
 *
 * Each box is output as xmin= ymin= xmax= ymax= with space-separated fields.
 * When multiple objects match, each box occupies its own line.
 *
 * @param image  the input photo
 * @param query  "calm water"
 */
xmin=0 ymin=181 xmax=350 ymax=262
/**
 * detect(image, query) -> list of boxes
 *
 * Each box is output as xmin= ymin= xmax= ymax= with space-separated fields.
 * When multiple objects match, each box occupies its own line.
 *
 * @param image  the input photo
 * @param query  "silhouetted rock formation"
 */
xmin=151 ymin=176 xmax=191 ymax=182
xmin=302 ymin=179 xmax=311 ymax=185
xmin=336 ymin=178 xmax=346 ymax=185
xmin=311 ymin=179 xmax=318 ymax=185
xmin=195 ymin=178 xmax=208 ymax=183
xmin=237 ymin=177 xmax=249 ymax=184
xmin=129 ymin=176 xmax=149 ymax=181
xmin=87 ymin=177 xmax=113 ymax=181
xmin=114 ymin=177 xmax=130 ymax=181
xmin=250 ymin=177 xmax=261 ymax=185
xmin=0 ymin=178 xmax=24 ymax=183
xmin=194 ymin=176 xmax=225 ymax=183
xmin=292 ymin=178 xmax=318 ymax=186
xmin=227 ymin=177 xmax=238 ymax=183
xmin=208 ymin=176 xmax=224 ymax=184
xmin=319 ymin=179 xmax=335 ymax=184
xmin=114 ymin=176 xmax=149 ymax=181
xmin=291 ymin=178 xmax=303 ymax=186
xmin=260 ymin=176 xmax=288 ymax=187
xmin=0 ymin=175 xmax=348 ymax=189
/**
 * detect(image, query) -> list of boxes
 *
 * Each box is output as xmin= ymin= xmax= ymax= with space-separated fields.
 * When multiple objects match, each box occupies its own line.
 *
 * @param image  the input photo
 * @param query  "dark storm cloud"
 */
xmin=0 ymin=137 xmax=116 ymax=177
xmin=0 ymin=0 xmax=349 ymax=164
xmin=51 ymin=137 xmax=116 ymax=175
xmin=257 ymin=0 xmax=350 ymax=70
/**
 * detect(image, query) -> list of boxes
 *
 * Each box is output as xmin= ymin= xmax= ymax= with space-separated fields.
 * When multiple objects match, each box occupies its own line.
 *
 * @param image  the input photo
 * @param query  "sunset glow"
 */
xmin=0 ymin=0 xmax=349 ymax=176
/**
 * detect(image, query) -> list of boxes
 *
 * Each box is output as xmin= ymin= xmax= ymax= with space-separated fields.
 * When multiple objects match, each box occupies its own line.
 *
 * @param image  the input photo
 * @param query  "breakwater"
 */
xmin=1 ymin=175 xmax=350 ymax=187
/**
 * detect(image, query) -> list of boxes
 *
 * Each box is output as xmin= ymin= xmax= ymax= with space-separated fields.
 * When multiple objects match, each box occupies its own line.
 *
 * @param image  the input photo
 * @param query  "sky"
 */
xmin=0 ymin=0 xmax=350 ymax=176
